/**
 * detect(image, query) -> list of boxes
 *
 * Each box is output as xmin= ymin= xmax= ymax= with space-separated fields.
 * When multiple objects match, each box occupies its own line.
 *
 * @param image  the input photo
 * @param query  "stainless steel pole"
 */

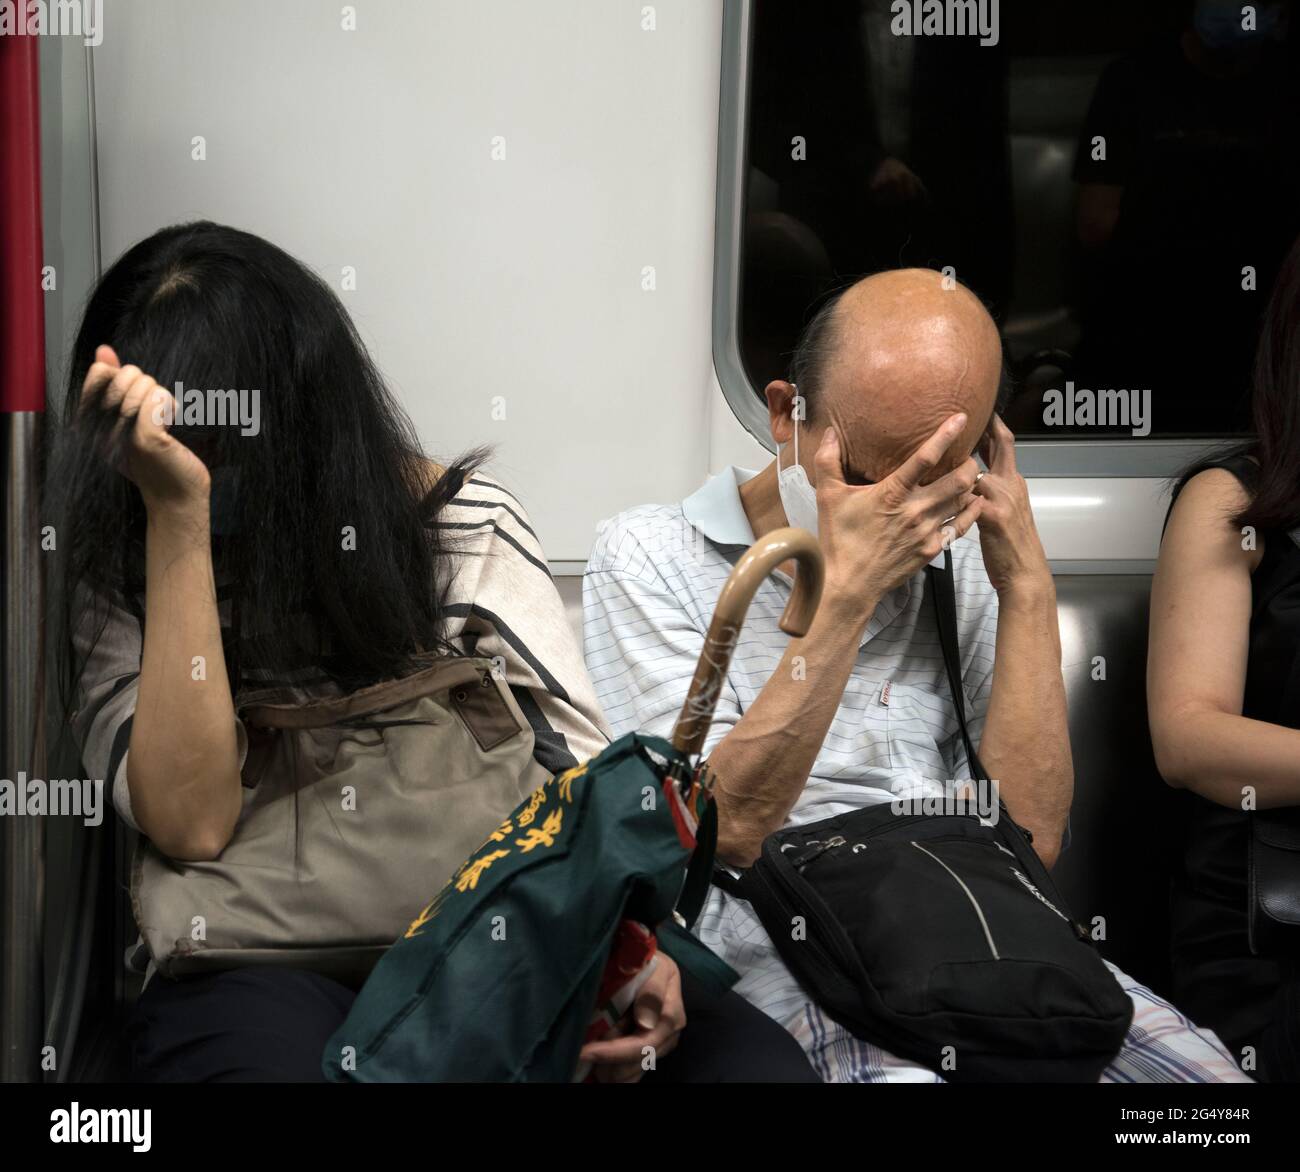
xmin=2 ymin=410 xmax=46 ymax=1082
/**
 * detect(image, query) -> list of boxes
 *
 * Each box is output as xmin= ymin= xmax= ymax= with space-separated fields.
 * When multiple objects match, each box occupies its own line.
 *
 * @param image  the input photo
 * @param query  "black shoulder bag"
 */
xmin=713 ymin=552 xmax=1133 ymax=1082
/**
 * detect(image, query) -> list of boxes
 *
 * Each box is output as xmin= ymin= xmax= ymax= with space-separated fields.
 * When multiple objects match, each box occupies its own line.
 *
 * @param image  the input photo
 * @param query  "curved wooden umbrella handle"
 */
xmin=670 ymin=527 xmax=824 ymax=757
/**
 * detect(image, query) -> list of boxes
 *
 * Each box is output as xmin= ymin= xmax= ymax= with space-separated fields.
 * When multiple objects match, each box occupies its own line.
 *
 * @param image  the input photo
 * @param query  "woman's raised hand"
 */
xmin=81 ymin=344 xmax=211 ymax=515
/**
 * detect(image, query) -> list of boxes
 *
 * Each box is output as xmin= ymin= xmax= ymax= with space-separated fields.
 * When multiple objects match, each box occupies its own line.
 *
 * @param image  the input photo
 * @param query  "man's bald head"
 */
xmin=777 ymin=269 xmax=1003 ymax=485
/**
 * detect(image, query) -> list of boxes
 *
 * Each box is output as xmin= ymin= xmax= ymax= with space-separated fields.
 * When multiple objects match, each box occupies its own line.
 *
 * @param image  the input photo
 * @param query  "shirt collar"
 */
xmin=680 ymin=466 xmax=914 ymax=647
xmin=681 ymin=466 xmax=761 ymax=547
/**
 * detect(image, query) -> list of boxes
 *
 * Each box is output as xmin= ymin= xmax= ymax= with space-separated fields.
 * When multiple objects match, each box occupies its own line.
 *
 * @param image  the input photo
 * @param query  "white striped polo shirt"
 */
xmin=582 ymin=465 xmax=1000 ymax=1027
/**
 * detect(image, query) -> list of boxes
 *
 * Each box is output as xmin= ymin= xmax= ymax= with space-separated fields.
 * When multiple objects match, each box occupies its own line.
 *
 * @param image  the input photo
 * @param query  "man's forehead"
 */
xmin=819 ymin=358 xmax=998 ymax=483
xmin=806 ymin=271 xmax=1002 ymax=481
xmin=833 ymin=402 xmax=992 ymax=484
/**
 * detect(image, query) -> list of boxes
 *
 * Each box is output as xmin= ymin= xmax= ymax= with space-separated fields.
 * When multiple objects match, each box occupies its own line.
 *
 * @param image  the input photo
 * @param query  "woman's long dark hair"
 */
xmin=52 ymin=220 xmax=483 ymax=699
xmin=1176 ymin=232 xmax=1300 ymax=531
xmin=1237 ymin=233 xmax=1300 ymax=531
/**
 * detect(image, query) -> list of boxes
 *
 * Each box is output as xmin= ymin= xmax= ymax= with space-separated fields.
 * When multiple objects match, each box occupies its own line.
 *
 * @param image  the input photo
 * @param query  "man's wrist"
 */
xmin=817 ymin=583 xmax=880 ymax=634
xmin=996 ymin=567 xmax=1055 ymax=608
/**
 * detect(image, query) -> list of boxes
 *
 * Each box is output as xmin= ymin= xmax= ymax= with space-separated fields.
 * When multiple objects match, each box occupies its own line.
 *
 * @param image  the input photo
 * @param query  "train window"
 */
xmin=713 ymin=0 xmax=1300 ymax=473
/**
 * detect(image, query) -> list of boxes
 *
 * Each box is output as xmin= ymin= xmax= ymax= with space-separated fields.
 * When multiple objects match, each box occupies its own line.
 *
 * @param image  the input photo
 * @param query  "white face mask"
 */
xmin=776 ymin=413 xmax=819 ymax=536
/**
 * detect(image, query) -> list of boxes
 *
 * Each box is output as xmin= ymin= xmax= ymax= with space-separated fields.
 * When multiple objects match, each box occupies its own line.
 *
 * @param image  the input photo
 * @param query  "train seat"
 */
xmin=1052 ymin=573 xmax=1179 ymax=998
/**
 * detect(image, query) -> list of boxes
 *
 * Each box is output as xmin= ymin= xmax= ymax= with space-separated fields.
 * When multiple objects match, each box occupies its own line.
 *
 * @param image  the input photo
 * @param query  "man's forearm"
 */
xmin=978 ymin=575 xmax=1073 ymax=866
xmin=707 ymin=594 xmax=872 ymax=867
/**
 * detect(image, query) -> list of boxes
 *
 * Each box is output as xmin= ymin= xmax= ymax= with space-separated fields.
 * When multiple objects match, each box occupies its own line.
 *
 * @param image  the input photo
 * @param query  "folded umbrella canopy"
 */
xmin=323 ymin=527 xmax=822 ymax=1082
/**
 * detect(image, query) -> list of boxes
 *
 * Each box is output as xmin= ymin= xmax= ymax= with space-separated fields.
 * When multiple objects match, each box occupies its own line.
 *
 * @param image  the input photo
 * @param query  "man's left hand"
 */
xmin=971 ymin=416 xmax=1051 ymax=596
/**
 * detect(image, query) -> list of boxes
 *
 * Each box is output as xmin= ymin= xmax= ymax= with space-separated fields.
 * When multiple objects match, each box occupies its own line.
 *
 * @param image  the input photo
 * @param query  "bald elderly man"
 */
xmin=583 ymin=269 xmax=1246 ymax=1083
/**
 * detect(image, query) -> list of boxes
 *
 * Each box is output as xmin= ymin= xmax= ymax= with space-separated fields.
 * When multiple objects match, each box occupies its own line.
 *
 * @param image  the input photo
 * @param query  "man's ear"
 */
xmin=765 ymin=380 xmax=800 ymax=446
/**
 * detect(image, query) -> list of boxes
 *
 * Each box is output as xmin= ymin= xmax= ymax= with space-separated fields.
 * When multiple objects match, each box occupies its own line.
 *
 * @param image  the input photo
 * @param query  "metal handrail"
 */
xmin=2 ymin=413 xmax=46 ymax=1082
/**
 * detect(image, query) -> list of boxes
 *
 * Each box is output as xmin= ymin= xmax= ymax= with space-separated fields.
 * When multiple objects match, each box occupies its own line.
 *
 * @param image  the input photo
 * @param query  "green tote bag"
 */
xmin=323 ymin=527 xmax=824 ymax=1082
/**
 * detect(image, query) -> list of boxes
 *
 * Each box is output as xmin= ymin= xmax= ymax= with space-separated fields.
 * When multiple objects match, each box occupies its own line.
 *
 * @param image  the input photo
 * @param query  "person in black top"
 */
xmin=1149 ymin=231 xmax=1300 ymax=1081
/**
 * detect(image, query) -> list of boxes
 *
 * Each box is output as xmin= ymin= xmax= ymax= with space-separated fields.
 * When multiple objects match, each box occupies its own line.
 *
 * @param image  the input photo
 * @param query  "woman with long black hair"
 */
xmin=55 ymin=221 xmax=817 ymax=1083
xmin=1149 ymin=231 xmax=1300 ymax=1082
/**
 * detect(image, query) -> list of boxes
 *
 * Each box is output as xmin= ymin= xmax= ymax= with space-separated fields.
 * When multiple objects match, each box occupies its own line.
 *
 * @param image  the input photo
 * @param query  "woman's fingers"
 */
xmin=80 ymin=345 xmax=122 ymax=397
xmin=79 ymin=349 xmax=142 ymax=419
xmin=585 ymin=1016 xmax=681 ymax=1083
xmin=103 ymin=367 xmax=150 ymax=447
xmin=120 ymin=374 xmax=159 ymax=422
xmin=117 ymin=373 xmax=156 ymax=422
xmin=130 ymin=385 xmax=178 ymax=460
xmin=579 ymin=1032 xmax=641 ymax=1065
xmin=79 ymin=360 xmax=119 ymax=412
xmin=99 ymin=364 xmax=143 ymax=417
xmin=78 ymin=355 xmax=208 ymax=505
xmin=578 ymin=995 xmax=684 ymax=1082
xmin=580 ymin=1028 xmax=655 ymax=1066
xmin=107 ymin=365 xmax=142 ymax=403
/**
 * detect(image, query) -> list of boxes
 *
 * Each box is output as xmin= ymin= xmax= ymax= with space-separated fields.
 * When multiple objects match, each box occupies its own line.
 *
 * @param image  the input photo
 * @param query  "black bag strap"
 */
xmin=711 ymin=861 xmax=746 ymax=898
xmin=927 ymin=555 xmax=1057 ymax=861
xmin=925 ymin=552 xmax=990 ymax=784
xmin=675 ymin=800 xmax=719 ymax=928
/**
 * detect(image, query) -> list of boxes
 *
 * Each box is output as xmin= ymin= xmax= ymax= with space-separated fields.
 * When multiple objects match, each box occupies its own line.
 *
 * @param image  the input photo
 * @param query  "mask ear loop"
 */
xmin=785 ymin=382 xmax=800 ymax=475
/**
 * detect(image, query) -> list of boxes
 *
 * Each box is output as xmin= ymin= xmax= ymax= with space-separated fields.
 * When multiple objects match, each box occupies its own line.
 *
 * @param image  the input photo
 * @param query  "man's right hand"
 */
xmin=708 ymin=416 xmax=979 ymax=865
xmin=813 ymin=413 xmax=983 ymax=619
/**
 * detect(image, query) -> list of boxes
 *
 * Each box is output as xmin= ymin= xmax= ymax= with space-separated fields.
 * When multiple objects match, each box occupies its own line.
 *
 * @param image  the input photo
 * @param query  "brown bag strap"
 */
xmin=239 ymin=658 xmax=491 ymax=730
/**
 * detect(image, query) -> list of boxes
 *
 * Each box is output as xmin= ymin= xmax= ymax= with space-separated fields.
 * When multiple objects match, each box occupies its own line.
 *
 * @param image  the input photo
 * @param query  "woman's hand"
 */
xmin=82 ymin=344 xmax=211 ymax=516
xmin=577 ymin=951 xmax=686 ymax=1083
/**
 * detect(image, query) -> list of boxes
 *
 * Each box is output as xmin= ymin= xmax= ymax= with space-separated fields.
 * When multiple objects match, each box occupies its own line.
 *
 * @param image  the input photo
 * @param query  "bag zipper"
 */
xmin=784 ymin=835 xmax=847 ymax=870
xmin=910 ymin=840 xmax=1000 ymax=960
xmin=761 ymin=840 xmax=865 ymax=978
xmin=779 ymin=808 xmax=954 ymax=866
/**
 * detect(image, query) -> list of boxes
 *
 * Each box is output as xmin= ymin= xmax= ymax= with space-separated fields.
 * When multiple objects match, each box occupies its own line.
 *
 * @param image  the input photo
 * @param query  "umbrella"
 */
xmin=323 ymin=527 xmax=823 ymax=1082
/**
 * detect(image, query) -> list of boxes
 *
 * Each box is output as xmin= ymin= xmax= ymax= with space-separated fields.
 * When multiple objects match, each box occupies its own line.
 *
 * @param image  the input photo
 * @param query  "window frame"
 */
xmin=711 ymin=0 xmax=1237 ymax=478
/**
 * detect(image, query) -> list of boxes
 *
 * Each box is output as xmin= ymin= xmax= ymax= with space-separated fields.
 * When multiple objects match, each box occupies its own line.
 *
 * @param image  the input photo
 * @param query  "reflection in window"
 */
xmin=738 ymin=0 xmax=1300 ymax=439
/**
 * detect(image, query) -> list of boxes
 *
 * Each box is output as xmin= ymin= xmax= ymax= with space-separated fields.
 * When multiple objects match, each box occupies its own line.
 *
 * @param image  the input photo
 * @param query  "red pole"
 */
xmin=1 ymin=24 xmax=46 ymax=413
